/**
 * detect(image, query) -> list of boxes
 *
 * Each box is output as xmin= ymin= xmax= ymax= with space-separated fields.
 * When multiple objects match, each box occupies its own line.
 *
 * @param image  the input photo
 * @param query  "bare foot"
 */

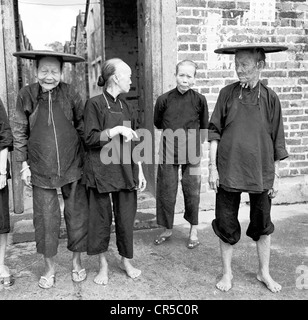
xmin=120 ymin=259 xmax=141 ymax=279
xmin=216 ymin=273 xmax=233 ymax=292
xmin=94 ymin=263 xmax=108 ymax=285
xmin=189 ymin=225 xmax=198 ymax=241
xmin=257 ymin=273 xmax=281 ymax=293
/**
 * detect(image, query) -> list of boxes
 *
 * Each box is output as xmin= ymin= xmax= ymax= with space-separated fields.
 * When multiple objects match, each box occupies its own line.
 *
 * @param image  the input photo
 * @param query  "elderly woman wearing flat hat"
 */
xmin=208 ymin=45 xmax=289 ymax=293
xmin=12 ymin=50 xmax=88 ymax=289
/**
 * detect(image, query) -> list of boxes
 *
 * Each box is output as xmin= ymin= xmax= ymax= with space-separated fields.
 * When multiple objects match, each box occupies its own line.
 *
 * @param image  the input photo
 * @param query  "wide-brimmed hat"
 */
xmin=13 ymin=50 xmax=85 ymax=63
xmin=214 ymin=44 xmax=288 ymax=54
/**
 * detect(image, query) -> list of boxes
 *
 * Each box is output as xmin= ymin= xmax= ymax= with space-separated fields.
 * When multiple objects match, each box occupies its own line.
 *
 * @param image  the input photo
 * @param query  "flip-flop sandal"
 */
xmin=154 ymin=234 xmax=171 ymax=245
xmin=1 ymin=275 xmax=15 ymax=288
xmin=71 ymin=269 xmax=87 ymax=282
xmin=187 ymin=239 xmax=200 ymax=249
xmin=38 ymin=275 xmax=55 ymax=289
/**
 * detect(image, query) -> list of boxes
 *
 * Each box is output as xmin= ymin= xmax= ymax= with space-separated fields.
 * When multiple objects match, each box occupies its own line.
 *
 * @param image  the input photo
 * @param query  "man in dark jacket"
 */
xmin=12 ymin=51 xmax=88 ymax=289
xmin=208 ymin=45 xmax=288 ymax=293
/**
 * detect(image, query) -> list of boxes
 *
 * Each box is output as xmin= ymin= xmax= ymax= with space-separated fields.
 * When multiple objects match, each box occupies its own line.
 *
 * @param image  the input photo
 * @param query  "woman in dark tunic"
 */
xmin=84 ymin=58 xmax=146 ymax=285
xmin=12 ymin=51 xmax=88 ymax=289
xmin=0 ymin=98 xmax=14 ymax=287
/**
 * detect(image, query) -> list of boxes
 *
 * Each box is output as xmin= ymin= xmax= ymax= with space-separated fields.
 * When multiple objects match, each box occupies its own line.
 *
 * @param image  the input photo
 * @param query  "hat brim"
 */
xmin=13 ymin=50 xmax=85 ymax=63
xmin=214 ymin=45 xmax=288 ymax=54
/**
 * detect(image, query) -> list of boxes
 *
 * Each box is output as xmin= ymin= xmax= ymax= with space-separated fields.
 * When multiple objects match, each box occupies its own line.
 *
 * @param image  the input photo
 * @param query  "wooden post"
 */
xmin=1 ymin=0 xmax=24 ymax=213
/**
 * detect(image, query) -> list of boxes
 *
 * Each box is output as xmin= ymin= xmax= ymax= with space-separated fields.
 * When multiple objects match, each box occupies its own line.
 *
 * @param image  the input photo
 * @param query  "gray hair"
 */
xmin=97 ymin=58 xmax=124 ymax=87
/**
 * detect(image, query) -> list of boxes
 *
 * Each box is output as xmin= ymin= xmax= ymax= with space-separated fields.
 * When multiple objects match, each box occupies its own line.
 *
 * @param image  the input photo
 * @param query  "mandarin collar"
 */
xmin=176 ymin=87 xmax=192 ymax=95
xmin=104 ymin=89 xmax=119 ymax=102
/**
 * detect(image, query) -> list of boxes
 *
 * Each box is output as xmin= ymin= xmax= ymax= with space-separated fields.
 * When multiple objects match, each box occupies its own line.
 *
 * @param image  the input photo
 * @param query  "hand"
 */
xmin=137 ymin=170 xmax=147 ymax=192
xmin=120 ymin=126 xmax=139 ymax=142
xmin=21 ymin=167 xmax=32 ymax=188
xmin=0 ymin=175 xmax=7 ymax=190
xmin=208 ymin=165 xmax=219 ymax=193
xmin=268 ymin=174 xmax=279 ymax=199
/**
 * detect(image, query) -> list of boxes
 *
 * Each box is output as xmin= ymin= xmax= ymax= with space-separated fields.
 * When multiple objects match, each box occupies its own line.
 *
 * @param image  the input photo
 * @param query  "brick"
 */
xmin=176 ymin=17 xmax=203 ymax=25
xmin=300 ymin=168 xmax=308 ymax=174
xmin=207 ymin=71 xmax=234 ymax=78
xmin=279 ymin=12 xmax=302 ymax=19
xmin=289 ymin=146 xmax=308 ymax=153
xmin=289 ymin=155 xmax=306 ymax=161
xmin=178 ymin=44 xmax=188 ymax=51
xmin=178 ymin=8 xmax=192 ymax=16
xmin=290 ymin=131 xmax=308 ymax=137
xmin=278 ymin=94 xmax=303 ymax=100
xmin=289 ymin=71 xmax=308 ymax=77
xmin=178 ymin=26 xmax=190 ymax=33
xmin=288 ymin=116 xmax=308 ymax=122
xmin=177 ymin=0 xmax=206 ymax=7
xmin=290 ymin=124 xmax=300 ymax=130
xmin=262 ymin=71 xmax=287 ymax=78
xmin=286 ymin=139 xmax=301 ymax=145
xmin=301 ymin=123 xmax=308 ymax=130
xmin=190 ymin=44 xmax=201 ymax=51
xmin=208 ymin=1 xmax=236 ymax=9
xmin=283 ymin=109 xmax=303 ymax=116
xmin=190 ymin=26 xmax=201 ymax=34
xmin=178 ymin=35 xmax=198 ymax=42
xmin=236 ymin=2 xmax=250 ymax=10
xmin=290 ymin=161 xmax=308 ymax=167
xmin=178 ymin=52 xmax=205 ymax=61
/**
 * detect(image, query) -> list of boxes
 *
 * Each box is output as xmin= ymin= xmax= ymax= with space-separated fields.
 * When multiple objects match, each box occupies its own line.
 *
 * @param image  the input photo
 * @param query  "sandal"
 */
xmin=0 ymin=275 xmax=15 ymax=288
xmin=154 ymin=234 xmax=171 ymax=245
xmin=187 ymin=239 xmax=200 ymax=249
xmin=71 ymin=268 xmax=87 ymax=282
xmin=38 ymin=274 xmax=55 ymax=289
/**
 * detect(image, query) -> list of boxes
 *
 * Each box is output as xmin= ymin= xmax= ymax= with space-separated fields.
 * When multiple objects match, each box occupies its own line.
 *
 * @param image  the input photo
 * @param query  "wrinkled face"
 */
xmin=176 ymin=64 xmax=196 ymax=93
xmin=114 ymin=63 xmax=132 ymax=93
xmin=37 ymin=57 xmax=62 ymax=91
xmin=235 ymin=50 xmax=261 ymax=85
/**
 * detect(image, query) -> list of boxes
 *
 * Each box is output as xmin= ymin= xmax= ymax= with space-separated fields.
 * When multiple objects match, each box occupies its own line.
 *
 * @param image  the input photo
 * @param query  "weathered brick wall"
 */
xmin=175 ymin=0 xmax=308 ymax=195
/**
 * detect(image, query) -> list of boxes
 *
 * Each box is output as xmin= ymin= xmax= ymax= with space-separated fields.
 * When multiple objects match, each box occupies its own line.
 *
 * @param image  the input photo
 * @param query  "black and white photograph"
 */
xmin=0 ymin=0 xmax=307 ymax=309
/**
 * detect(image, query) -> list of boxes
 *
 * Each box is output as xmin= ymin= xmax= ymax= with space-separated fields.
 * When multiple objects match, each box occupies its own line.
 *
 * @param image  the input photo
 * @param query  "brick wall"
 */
xmin=175 ymin=0 xmax=308 ymax=193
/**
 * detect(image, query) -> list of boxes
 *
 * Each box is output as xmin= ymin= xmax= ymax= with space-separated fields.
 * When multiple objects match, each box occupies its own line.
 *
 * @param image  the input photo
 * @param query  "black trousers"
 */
xmin=156 ymin=163 xmax=201 ymax=229
xmin=212 ymin=187 xmax=274 ymax=245
xmin=33 ymin=180 xmax=88 ymax=258
xmin=87 ymin=188 xmax=137 ymax=259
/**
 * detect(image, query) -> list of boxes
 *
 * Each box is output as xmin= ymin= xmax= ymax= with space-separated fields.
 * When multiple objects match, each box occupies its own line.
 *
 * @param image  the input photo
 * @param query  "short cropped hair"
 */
xmin=176 ymin=60 xmax=198 ymax=76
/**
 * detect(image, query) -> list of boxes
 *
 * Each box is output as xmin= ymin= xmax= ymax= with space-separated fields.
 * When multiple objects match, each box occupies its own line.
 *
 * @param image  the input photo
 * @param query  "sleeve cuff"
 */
xmin=274 ymin=149 xmax=289 ymax=161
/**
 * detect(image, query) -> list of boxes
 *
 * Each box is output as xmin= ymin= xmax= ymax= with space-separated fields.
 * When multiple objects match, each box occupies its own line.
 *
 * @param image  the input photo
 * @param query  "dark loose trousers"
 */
xmin=33 ymin=181 xmax=88 ymax=258
xmin=212 ymin=187 xmax=274 ymax=245
xmin=87 ymin=188 xmax=137 ymax=259
xmin=156 ymin=163 xmax=201 ymax=229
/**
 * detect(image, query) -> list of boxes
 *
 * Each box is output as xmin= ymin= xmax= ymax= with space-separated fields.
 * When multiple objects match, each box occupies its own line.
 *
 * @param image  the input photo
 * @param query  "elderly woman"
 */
xmin=12 ymin=51 xmax=88 ymax=289
xmin=0 ymin=98 xmax=14 ymax=288
xmin=83 ymin=58 xmax=146 ymax=285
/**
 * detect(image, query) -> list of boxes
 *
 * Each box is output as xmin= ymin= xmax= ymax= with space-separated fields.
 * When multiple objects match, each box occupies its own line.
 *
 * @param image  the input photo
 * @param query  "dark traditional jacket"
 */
xmin=12 ymin=82 xmax=85 ymax=188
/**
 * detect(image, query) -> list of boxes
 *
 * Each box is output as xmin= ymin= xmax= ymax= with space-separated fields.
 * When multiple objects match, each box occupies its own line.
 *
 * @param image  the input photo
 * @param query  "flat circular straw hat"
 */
xmin=214 ymin=44 xmax=288 ymax=54
xmin=13 ymin=50 xmax=85 ymax=63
